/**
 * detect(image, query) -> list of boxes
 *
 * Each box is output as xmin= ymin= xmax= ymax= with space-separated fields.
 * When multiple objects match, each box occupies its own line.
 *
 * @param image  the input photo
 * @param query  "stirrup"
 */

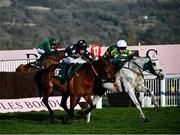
xmin=60 ymin=78 xmax=67 ymax=84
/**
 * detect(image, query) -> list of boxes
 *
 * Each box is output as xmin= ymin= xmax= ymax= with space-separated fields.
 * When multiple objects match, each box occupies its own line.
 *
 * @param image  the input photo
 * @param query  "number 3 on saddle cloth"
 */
xmin=30 ymin=60 xmax=42 ymax=69
xmin=54 ymin=62 xmax=82 ymax=83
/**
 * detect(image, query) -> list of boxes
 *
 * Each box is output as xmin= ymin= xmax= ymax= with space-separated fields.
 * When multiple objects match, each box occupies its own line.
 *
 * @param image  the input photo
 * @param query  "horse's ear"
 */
xmin=146 ymin=49 xmax=157 ymax=57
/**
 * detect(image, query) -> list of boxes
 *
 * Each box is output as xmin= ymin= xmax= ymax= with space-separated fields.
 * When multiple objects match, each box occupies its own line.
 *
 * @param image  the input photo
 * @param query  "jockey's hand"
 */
xmin=127 ymin=54 xmax=134 ymax=60
xmin=55 ymin=44 xmax=62 ymax=51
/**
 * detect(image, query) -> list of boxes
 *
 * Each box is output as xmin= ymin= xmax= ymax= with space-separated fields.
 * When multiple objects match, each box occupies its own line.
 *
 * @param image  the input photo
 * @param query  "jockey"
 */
xmin=37 ymin=38 xmax=58 ymax=56
xmin=105 ymin=40 xmax=135 ymax=68
xmin=63 ymin=39 xmax=94 ymax=64
xmin=61 ymin=40 xmax=95 ymax=81
xmin=31 ymin=38 xmax=59 ymax=68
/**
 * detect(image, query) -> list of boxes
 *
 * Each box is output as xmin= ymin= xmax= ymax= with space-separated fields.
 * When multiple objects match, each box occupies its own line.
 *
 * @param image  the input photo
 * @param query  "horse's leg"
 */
xmin=69 ymin=95 xmax=80 ymax=119
xmin=60 ymin=93 xmax=71 ymax=115
xmin=79 ymin=95 xmax=93 ymax=123
xmin=42 ymin=84 xmax=54 ymax=122
xmin=60 ymin=93 xmax=73 ymax=124
xmin=115 ymin=70 xmax=122 ymax=92
xmin=122 ymin=79 xmax=149 ymax=122
xmin=142 ymin=85 xmax=159 ymax=110
xmin=81 ymin=95 xmax=101 ymax=116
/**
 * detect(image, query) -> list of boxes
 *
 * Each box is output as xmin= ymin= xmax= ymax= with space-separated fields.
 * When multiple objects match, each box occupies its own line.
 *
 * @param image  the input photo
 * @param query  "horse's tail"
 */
xmin=34 ymin=69 xmax=45 ymax=98
xmin=16 ymin=64 xmax=25 ymax=72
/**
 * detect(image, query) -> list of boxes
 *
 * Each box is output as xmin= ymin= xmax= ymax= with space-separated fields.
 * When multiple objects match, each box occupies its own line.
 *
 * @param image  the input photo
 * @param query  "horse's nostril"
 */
xmin=159 ymin=69 xmax=162 ymax=72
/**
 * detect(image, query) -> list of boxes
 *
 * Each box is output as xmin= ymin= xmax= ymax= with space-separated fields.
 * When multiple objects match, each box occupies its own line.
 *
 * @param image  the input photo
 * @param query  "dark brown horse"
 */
xmin=16 ymin=50 xmax=65 ymax=72
xmin=35 ymin=55 xmax=117 ymax=122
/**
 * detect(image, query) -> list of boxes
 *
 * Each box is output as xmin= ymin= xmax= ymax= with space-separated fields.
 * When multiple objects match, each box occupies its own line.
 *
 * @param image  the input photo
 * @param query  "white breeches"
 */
xmin=63 ymin=57 xmax=86 ymax=64
xmin=37 ymin=48 xmax=45 ymax=55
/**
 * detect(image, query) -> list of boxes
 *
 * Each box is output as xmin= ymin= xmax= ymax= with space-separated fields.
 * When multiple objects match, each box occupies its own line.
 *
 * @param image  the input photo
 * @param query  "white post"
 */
xmin=96 ymin=97 xmax=102 ymax=109
xmin=148 ymin=96 xmax=152 ymax=107
xmin=160 ymin=78 xmax=166 ymax=107
xmin=144 ymin=96 xmax=148 ymax=107
xmin=86 ymin=104 xmax=91 ymax=123
xmin=140 ymin=92 xmax=145 ymax=108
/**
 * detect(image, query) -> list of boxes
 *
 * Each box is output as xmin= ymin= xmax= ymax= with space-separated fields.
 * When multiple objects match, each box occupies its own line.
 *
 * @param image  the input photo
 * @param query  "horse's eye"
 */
xmin=152 ymin=62 xmax=156 ymax=66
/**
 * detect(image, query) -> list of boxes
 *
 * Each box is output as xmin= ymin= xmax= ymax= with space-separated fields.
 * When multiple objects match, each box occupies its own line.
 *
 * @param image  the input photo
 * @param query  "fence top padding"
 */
xmin=1 ymin=44 xmax=180 ymax=74
xmin=0 ymin=49 xmax=39 ymax=60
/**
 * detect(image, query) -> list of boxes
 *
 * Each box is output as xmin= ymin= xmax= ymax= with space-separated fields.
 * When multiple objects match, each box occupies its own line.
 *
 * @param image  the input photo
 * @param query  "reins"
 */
xmin=73 ymin=72 xmax=93 ymax=86
xmin=72 ymin=63 xmax=99 ymax=87
xmin=124 ymin=56 xmax=154 ymax=78
xmin=124 ymin=56 xmax=160 ymax=78
xmin=130 ymin=58 xmax=144 ymax=77
xmin=123 ymin=58 xmax=144 ymax=77
xmin=91 ymin=65 xmax=99 ymax=77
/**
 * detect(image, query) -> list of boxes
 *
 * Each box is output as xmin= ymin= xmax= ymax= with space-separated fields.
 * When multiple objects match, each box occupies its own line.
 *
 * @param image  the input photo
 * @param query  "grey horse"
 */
xmin=99 ymin=49 xmax=164 ymax=122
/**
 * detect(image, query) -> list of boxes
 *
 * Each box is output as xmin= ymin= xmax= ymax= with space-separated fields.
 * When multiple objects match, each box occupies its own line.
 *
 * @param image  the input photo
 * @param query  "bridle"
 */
xmin=124 ymin=49 xmax=163 ymax=79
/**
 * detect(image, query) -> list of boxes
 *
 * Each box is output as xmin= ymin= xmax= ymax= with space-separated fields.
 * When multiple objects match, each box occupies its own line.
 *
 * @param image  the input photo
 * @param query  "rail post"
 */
xmin=160 ymin=77 xmax=166 ymax=107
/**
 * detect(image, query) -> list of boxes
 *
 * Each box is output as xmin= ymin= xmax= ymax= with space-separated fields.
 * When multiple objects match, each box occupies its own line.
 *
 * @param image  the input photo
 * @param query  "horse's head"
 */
xmin=145 ymin=49 xmax=164 ymax=80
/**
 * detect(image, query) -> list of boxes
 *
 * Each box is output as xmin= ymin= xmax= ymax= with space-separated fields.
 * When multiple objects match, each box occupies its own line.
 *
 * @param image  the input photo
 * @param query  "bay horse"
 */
xmin=16 ymin=50 xmax=64 ymax=72
xmin=102 ymin=49 xmax=164 ymax=122
xmin=35 ymin=54 xmax=117 ymax=122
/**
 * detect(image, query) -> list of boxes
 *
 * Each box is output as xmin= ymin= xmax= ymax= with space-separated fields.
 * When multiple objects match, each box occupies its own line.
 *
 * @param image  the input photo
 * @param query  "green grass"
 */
xmin=0 ymin=107 xmax=179 ymax=134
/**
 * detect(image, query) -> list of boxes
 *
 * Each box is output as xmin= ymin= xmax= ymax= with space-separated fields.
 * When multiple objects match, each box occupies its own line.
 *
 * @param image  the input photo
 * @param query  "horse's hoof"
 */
xmin=77 ymin=110 xmax=87 ymax=118
xmin=144 ymin=118 xmax=150 ymax=123
xmin=61 ymin=116 xmax=70 ymax=124
xmin=77 ymin=110 xmax=83 ymax=116
xmin=153 ymin=107 xmax=159 ymax=112
xmin=49 ymin=118 xmax=58 ymax=124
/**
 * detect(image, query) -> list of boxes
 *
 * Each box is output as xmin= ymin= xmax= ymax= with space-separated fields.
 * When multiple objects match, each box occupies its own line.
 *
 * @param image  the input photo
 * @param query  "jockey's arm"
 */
xmin=114 ymin=55 xmax=127 ymax=60
xmin=44 ymin=42 xmax=53 ymax=54
xmin=64 ymin=44 xmax=78 ymax=58
xmin=64 ymin=48 xmax=70 ymax=58
xmin=83 ymin=50 xmax=95 ymax=63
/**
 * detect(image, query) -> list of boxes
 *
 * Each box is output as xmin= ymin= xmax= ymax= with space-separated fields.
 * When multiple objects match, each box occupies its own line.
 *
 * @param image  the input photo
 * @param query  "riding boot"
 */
xmin=38 ymin=54 xmax=47 ymax=69
xmin=65 ymin=64 xmax=75 ymax=81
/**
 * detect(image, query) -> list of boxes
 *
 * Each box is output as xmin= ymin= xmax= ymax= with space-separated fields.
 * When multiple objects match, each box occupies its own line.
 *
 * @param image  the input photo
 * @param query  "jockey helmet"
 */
xmin=49 ymin=38 xmax=58 ymax=46
xmin=116 ymin=40 xmax=127 ymax=48
xmin=77 ymin=40 xmax=88 ymax=50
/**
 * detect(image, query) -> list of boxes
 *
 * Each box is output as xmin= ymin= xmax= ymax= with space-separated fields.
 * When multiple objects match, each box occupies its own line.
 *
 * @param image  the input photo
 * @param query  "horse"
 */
xmin=16 ymin=50 xmax=64 ymax=72
xmin=101 ymin=49 xmax=164 ymax=122
xmin=35 ymin=54 xmax=117 ymax=122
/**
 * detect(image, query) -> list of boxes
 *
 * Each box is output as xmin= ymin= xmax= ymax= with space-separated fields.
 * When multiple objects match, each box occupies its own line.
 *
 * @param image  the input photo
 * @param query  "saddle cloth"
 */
xmin=54 ymin=62 xmax=82 ymax=80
